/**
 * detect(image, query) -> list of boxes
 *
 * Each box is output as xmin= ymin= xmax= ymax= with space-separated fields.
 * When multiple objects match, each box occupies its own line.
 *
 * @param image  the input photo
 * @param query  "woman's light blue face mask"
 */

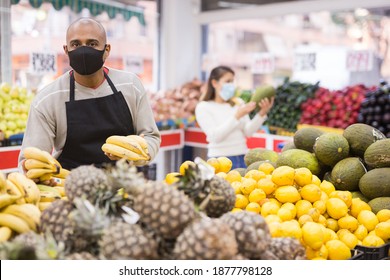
xmin=220 ymin=83 xmax=235 ymax=101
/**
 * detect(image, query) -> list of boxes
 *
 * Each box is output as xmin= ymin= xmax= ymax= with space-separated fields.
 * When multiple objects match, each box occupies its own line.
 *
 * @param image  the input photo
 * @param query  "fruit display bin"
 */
xmin=350 ymin=243 xmax=390 ymax=260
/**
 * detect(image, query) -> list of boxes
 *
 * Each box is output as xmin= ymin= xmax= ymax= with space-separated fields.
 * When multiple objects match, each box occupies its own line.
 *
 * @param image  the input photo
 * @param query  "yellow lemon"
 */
xmin=374 ymin=221 xmax=390 ymax=241
xmin=329 ymin=190 xmax=352 ymax=208
xmin=271 ymin=166 xmax=295 ymax=186
xmin=362 ymin=235 xmax=385 ymax=247
xmin=248 ymin=188 xmax=266 ymax=204
xmin=274 ymin=186 xmax=301 ymax=203
xmin=311 ymin=175 xmax=321 ymax=186
xmin=268 ymin=221 xmax=282 ymax=238
xmin=265 ymin=214 xmax=282 ymax=224
xmin=295 ymin=200 xmax=313 ymax=218
xmin=307 ymin=208 xmax=321 ymax=222
xmin=281 ymin=202 xmax=297 ymax=217
xmin=165 ymin=172 xmax=180 ymax=185
xmin=298 ymin=214 xmax=313 ymax=226
xmin=337 ymin=215 xmax=359 ymax=232
xmin=325 ymin=228 xmax=339 ymax=241
xmin=268 ymin=198 xmax=282 ymax=207
xmin=300 ymin=184 xmax=322 ymax=203
xmin=339 ymin=230 xmax=359 ymax=250
xmin=261 ymin=201 xmax=280 ymax=217
xmin=240 ymin=178 xmax=257 ymax=195
xmin=206 ymin=157 xmax=221 ymax=173
xmin=350 ymin=198 xmax=371 ymax=218
xmin=377 ymin=209 xmax=390 ymax=222
xmin=245 ymin=202 xmax=261 ymax=214
xmin=279 ymin=220 xmax=302 ymax=239
xmin=319 ymin=180 xmax=335 ymax=196
xmin=302 ymin=221 xmax=325 ymax=250
xmin=306 ymin=244 xmax=328 ymax=260
xmin=325 ymin=240 xmax=351 ymax=260
xmin=258 ymin=162 xmax=275 ymax=175
xmin=294 ymin=167 xmax=313 ymax=186
xmin=357 ymin=210 xmax=379 ymax=232
xmin=245 ymin=169 xmax=266 ymax=181
xmin=179 ymin=160 xmax=195 ymax=175
xmin=216 ymin=172 xmax=227 ymax=179
xmin=231 ymin=207 xmax=243 ymax=213
xmin=225 ymin=170 xmax=242 ymax=183
xmin=326 ymin=218 xmax=339 ymax=232
xmin=231 ymin=181 xmax=242 ymax=194
xmin=235 ymin=194 xmax=249 ymax=209
xmin=257 ymin=177 xmax=277 ymax=195
xmin=319 ymin=191 xmax=329 ymax=202
xmin=313 ymin=200 xmax=326 ymax=215
xmin=277 ymin=207 xmax=295 ymax=221
xmin=217 ymin=156 xmax=232 ymax=173
xmin=317 ymin=215 xmax=327 ymax=227
xmin=326 ymin=198 xmax=348 ymax=220
xmin=353 ymin=224 xmax=368 ymax=241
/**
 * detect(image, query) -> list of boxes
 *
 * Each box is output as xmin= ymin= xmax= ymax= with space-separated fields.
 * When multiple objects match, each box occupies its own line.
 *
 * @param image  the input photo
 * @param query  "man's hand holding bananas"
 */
xmin=102 ymin=134 xmax=150 ymax=165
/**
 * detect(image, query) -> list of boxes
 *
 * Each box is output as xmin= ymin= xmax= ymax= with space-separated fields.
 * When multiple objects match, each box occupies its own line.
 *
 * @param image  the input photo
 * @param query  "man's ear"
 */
xmin=63 ymin=45 xmax=68 ymax=55
xmin=103 ymin=44 xmax=111 ymax=60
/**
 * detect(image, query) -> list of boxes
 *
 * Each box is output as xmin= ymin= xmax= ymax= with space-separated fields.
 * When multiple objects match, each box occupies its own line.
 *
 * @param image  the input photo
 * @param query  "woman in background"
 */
xmin=195 ymin=65 xmax=274 ymax=169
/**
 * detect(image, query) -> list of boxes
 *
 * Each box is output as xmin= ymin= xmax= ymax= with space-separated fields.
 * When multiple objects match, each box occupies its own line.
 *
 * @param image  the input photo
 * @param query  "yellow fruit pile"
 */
xmin=229 ymin=164 xmax=390 ymax=260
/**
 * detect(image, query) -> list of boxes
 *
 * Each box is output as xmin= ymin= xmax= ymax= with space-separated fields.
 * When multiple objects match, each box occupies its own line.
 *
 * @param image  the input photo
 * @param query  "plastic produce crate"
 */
xmin=350 ymin=243 xmax=390 ymax=260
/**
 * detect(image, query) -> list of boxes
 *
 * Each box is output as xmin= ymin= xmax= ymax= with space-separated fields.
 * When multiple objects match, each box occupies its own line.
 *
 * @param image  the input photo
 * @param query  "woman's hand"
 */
xmin=258 ymin=97 xmax=274 ymax=117
xmin=105 ymin=153 xmax=122 ymax=161
xmin=235 ymin=101 xmax=257 ymax=120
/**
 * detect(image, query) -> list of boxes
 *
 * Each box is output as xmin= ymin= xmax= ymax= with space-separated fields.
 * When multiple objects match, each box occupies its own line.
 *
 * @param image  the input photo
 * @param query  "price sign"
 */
xmin=251 ymin=53 xmax=275 ymax=74
xmin=293 ymin=52 xmax=316 ymax=71
xmin=123 ymin=56 xmax=144 ymax=74
xmin=30 ymin=52 xmax=57 ymax=74
xmin=346 ymin=50 xmax=373 ymax=72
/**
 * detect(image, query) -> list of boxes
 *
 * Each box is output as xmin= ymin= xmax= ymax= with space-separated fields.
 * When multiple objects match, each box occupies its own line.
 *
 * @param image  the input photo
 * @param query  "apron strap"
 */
xmin=104 ymin=71 xmax=119 ymax=94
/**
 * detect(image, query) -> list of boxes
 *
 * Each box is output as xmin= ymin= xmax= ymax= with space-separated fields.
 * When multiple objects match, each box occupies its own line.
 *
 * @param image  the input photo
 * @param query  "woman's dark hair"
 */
xmin=201 ymin=65 xmax=234 ymax=101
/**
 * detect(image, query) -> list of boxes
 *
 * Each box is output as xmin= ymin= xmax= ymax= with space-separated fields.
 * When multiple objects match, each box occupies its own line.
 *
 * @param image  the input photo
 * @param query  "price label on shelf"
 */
xmin=346 ymin=50 xmax=373 ymax=72
xmin=123 ymin=56 xmax=144 ymax=74
xmin=30 ymin=52 xmax=57 ymax=75
xmin=293 ymin=52 xmax=316 ymax=71
xmin=251 ymin=53 xmax=275 ymax=74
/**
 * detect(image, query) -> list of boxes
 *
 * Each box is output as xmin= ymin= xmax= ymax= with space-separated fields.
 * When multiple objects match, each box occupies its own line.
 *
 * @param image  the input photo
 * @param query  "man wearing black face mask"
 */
xmin=18 ymin=18 xmax=161 ymax=171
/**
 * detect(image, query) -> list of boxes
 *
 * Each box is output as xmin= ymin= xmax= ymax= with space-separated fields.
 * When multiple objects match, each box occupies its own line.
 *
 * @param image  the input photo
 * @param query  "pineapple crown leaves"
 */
xmin=175 ymin=163 xmax=209 ymax=200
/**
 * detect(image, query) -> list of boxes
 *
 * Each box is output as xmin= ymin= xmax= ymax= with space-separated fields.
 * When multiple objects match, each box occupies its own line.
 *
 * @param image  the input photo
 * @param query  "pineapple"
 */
xmin=267 ymin=237 xmax=307 ymax=260
xmin=99 ymin=220 xmax=158 ymax=260
xmin=220 ymin=211 xmax=271 ymax=259
xmin=173 ymin=217 xmax=238 ymax=260
xmin=176 ymin=164 xmax=235 ymax=217
xmin=65 ymin=251 xmax=98 ymax=260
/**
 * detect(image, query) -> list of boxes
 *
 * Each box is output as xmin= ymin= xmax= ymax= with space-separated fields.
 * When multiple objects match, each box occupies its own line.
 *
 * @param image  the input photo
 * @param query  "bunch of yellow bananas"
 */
xmin=36 ymin=184 xmax=67 ymax=212
xmin=0 ymin=171 xmax=42 ymax=242
xmin=23 ymin=147 xmax=70 ymax=182
xmin=101 ymin=135 xmax=150 ymax=165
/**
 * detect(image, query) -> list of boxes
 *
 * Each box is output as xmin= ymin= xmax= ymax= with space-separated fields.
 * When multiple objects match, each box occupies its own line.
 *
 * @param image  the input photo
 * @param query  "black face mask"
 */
xmin=68 ymin=45 xmax=106 ymax=75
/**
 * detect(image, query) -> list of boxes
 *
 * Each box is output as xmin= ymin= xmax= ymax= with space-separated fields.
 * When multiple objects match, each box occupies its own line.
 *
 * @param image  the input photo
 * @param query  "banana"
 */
xmin=39 ymin=191 xmax=61 ymax=203
xmin=0 ymin=193 xmax=22 ymax=208
xmin=37 ymin=184 xmax=61 ymax=197
xmin=24 ymin=159 xmax=57 ymax=172
xmin=0 ymin=213 xmax=31 ymax=233
xmin=23 ymin=147 xmax=61 ymax=172
xmin=106 ymin=135 xmax=147 ymax=157
xmin=7 ymin=172 xmax=40 ymax=205
xmin=127 ymin=135 xmax=149 ymax=155
xmin=39 ymin=173 xmax=53 ymax=182
xmin=5 ymin=180 xmax=26 ymax=205
xmin=55 ymin=168 xmax=70 ymax=179
xmin=38 ymin=202 xmax=52 ymax=211
xmin=1 ymin=204 xmax=41 ymax=232
xmin=0 ymin=226 xmax=13 ymax=242
xmin=0 ymin=171 xmax=7 ymax=194
xmin=101 ymin=143 xmax=148 ymax=161
xmin=26 ymin=168 xmax=54 ymax=180
xmin=53 ymin=186 xmax=66 ymax=197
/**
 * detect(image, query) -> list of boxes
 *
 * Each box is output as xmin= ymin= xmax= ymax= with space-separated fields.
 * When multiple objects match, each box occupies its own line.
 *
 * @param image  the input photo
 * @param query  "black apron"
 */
xmin=57 ymin=71 xmax=135 ymax=170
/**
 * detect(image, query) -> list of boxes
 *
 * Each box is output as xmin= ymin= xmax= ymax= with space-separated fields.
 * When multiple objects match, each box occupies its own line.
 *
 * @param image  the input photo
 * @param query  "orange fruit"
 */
xmin=206 ymin=157 xmax=220 ymax=173
xmin=300 ymin=184 xmax=322 ymax=203
xmin=274 ymin=186 xmax=301 ymax=203
xmin=248 ymin=188 xmax=266 ymax=204
xmin=295 ymin=200 xmax=313 ymax=218
xmin=349 ymin=198 xmax=371 ymax=218
xmin=245 ymin=170 xmax=266 ymax=181
xmin=258 ymin=162 xmax=275 ymax=175
xmin=302 ymin=222 xmax=325 ymax=250
xmin=245 ymin=202 xmax=261 ymax=214
xmin=257 ymin=177 xmax=277 ymax=195
xmin=357 ymin=210 xmax=379 ymax=232
xmin=225 ymin=170 xmax=242 ymax=183
xmin=240 ymin=178 xmax=257 ymax=195
xmin=234 ymin=194 xmax=249 ymax=209
xmin=179 ymin=160 xmax=195 ymax=175
xmin=217 ymin=156 xmax=232 ymax=173
xmin=337 ymin=215 xmax=359 ymax=232
xmin=325 ymin=240 xmax=351 ymax=260
xmin=271 ymin=166 xmax=295 ymax=186
xmin=376 ymin=209 xmax=390 ymax=222
xmin=164 ymin=172 xmax=180 ymax=185
xmin=294 ymin=167 xmax=312 ymax=186
xmin=326 ymin=198 xmax=348 ymax=219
